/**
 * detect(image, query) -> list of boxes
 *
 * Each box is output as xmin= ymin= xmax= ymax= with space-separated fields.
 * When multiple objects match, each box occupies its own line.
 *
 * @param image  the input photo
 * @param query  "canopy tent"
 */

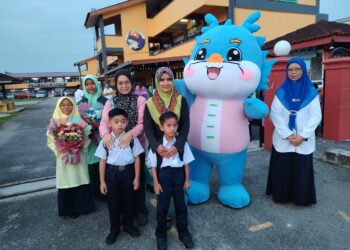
xmin=0 ymin=73 xmax=22 ymax=99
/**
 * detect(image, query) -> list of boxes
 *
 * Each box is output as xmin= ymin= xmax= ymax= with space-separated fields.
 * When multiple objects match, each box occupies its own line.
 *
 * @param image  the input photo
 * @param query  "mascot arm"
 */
xmin=174 ymin=79 xmax=196 ymax=108
xmin=243 ymin=98 xmax=269 ymax=119
xmin=174 ymin=98 xmax=190 ymax=152
xmin=143 ymin=105 xmax=161 ymax=152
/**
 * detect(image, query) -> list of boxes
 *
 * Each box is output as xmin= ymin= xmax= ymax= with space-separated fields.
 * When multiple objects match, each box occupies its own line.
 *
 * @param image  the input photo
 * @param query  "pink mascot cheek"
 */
xmin=185 ymin=67 xmax=195 ymax=77
xmin=239 ymin=69 xmax=253 ymax=81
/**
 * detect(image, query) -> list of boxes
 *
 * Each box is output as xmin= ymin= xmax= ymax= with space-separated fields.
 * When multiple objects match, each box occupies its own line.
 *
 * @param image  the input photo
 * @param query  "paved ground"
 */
xmin=0 ymin=98 xmax=57 ymax=185
xmin=1 ymin=146 xmax=350 ymax=249
xmin=0 ymin=97 xmax=350 ymax=249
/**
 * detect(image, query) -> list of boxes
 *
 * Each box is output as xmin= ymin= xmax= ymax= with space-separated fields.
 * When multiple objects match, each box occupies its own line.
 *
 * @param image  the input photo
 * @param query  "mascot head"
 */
xmin=183 ymin=12 xmax=274 ymax=99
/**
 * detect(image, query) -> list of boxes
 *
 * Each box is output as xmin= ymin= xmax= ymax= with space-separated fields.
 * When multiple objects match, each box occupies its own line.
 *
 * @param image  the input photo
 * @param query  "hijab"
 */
xmin=275 ymin=57 xmax=318 ymax=132
xmin=146 ymin=67 xmax=182 ymax=126
xmin=51 ymin=97 xmax=87 ymax=127
xmin=82 ymin=74 xmax=102 ymax=109
xmin=111 ymin=69 xmax=138 ymax=132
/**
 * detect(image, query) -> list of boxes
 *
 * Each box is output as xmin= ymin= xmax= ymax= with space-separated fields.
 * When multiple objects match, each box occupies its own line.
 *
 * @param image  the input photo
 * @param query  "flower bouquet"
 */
xmin=81 ymin=108 xmax=103 ymax=144
xmin=48 ymin=119 xmax=88 ymax=164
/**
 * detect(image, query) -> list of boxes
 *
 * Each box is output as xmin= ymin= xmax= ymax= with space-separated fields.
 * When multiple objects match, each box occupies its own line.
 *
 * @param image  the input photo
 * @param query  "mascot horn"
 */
xmin=175 ymin=11 xmax=275 ymax=208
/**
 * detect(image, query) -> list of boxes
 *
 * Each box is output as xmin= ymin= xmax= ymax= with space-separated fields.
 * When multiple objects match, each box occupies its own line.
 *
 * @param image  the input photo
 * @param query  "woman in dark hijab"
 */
xmin=99 ymin=69 xmax=148 ymax=225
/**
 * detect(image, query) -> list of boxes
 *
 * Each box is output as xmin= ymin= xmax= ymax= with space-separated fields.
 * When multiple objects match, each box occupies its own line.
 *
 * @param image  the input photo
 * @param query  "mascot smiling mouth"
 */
xmin=207 ymin=66 xmax=222 ymax=80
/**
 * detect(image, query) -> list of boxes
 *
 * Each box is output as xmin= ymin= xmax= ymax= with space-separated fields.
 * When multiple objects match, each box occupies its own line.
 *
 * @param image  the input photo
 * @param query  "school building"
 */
xmin=4 ymin=72 xmax=80 ymax=91
xmin=75 ymin=0 xmax=327 ymax=85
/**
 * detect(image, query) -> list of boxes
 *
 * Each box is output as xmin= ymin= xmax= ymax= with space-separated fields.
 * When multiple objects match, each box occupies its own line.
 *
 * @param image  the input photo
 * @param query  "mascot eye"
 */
xmin=227 ymin=48 xmax=242 ymax=61
xmin=194 ymin=48 xmax=207 ymax=60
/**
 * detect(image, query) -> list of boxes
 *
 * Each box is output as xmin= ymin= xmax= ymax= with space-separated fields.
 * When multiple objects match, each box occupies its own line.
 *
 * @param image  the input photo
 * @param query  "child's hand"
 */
xmin=154 ymin=182 xmax=163 ymax=195
xmin=184 ymin=180 xmax=190 ymax=189
xmin=100 ymin=182 xmax=107 ymax=194
xmin=133 ymin=178 xmax=140 ymax=190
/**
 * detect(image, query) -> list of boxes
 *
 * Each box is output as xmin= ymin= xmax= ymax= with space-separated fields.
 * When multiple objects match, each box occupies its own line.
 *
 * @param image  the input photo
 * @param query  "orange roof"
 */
xmin=73 ymin=55 xmax=97 ymax=66
xmin=84 ymin=0 xmax=145 ymax=28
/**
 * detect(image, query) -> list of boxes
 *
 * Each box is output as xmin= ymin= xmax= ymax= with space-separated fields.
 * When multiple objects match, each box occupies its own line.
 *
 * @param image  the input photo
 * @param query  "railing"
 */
xmin=96 ymin=35 xmax=124 ymax=51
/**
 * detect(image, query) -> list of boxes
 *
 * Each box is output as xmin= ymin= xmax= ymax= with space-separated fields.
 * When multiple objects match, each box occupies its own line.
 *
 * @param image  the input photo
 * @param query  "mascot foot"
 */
xmin=218 ymin=185 xmax=250 ymax=208
xmin=186 ymin=181 xmax=210 ymax=204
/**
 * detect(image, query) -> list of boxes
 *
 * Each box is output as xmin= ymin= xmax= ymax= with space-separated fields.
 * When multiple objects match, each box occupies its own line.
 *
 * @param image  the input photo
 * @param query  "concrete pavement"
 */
xmin=0 ymin=97 xmax=57 ymax=185
xmin=1 ymin=97 xmax=350 ymax=249
xmin=1 ymin=140 xmax=350 ymax=249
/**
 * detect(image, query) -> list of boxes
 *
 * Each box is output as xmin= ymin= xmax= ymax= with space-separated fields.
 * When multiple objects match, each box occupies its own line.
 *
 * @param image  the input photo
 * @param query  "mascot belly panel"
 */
xmin=219 ymin=99 xmax=250 ymax=153
xmin=189 ymin=97 xmax=250 ymax=153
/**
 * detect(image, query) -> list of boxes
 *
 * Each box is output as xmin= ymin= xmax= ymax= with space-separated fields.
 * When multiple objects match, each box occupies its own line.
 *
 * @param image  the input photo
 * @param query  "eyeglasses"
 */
xmin=60 ymin=104 xmax=73 ymax=108
xmin=117 ymin=81 xmax=131 ymax=86
xmin=288 ymin=67 xmax=302 ymax=73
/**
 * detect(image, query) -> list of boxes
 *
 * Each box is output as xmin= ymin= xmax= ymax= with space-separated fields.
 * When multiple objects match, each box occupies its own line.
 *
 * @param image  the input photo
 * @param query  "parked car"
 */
xmin=0 ymin=92 xmax=15 ymax=99
xmin=54 ymin=89 xmax=64 ymax=97
xmin=36 ymin=90 xmax=48 ymax=98
xmin=64 ymin=89 xmax=76 ymax=97
xmin=6 ymin=92 xmax=14 ymax=99
xmin=14 ymin=90 xmax=35 ymax=99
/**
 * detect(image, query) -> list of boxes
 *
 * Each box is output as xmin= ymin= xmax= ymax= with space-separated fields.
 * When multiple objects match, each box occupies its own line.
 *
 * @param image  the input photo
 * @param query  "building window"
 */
xmin=80 ymin=63 xmax=88 ymax=71
xmin=104 ymin=15 xmax=122 ymax=36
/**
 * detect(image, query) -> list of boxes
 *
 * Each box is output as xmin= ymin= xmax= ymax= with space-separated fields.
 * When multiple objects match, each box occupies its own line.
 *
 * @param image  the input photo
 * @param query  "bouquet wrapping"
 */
xmin=81 ymin=107 xmax=102 ymax=145
xmin=49 ymin=119 xmax=88 ymax=164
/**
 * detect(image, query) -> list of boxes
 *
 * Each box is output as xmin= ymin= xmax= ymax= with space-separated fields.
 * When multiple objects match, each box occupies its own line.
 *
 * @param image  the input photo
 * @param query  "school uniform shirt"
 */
xmin=147 ymin=136 xmax=194 ymax=168
xmin=95 ymin=131 xmax=144 ymax=166
xmin=270 ymin=96 xmax=322 ymax=155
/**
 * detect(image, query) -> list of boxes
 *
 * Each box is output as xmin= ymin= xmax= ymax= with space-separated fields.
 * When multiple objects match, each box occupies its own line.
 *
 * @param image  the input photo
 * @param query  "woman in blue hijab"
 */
xmin=266 ymin=57 xmax=322 ymax=206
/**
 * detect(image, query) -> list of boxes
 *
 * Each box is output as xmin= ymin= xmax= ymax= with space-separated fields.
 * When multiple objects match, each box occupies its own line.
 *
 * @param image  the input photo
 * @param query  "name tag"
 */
xmin=292 ymin=98 xmax=300 ymax=102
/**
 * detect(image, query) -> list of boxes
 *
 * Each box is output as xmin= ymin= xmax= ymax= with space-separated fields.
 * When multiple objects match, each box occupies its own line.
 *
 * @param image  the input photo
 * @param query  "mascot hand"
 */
xmin=243 ymin=98 xmax=268 ymax=119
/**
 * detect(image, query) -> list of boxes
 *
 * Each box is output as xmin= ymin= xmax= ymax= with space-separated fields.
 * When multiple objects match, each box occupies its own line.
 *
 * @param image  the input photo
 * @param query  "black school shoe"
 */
xmin=70 ymin=214 xmax=79 ymax=219
xmin=105 ymin=231 xmax=119 ymax=245
xmin=156 ymin=238 xmax=167 ymax=250
xmin=123 ymin=225 xmax=141 ymax=238
xmin=179 ymin=234 xmax=194 ymax=249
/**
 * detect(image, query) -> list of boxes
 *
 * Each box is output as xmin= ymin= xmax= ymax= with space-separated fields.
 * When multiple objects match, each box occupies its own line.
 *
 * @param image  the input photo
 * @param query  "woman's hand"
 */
xmin=288 ymin=134 xmax=304 ymax=146
xmin=103 ymin=133 xmax=115 ymax=150
xmin=100 ymin=182 xmax=107 ymax=194
xmin=133 ymin=178 xmax=140 ymax=190
xmin=291 ymin=135 xmax=304 ymax=146
xmin=165 ymin=146 xmax=177 ymax=158
xmin=184 ymin=180 xmax=190 ymax=189
xmin=157 ymin=145 xmax=168 ymax=157
xmin=119 ymin=132 xmax=133 ymax=149
xmin=154 ymin=182 xmax=163 ymax=195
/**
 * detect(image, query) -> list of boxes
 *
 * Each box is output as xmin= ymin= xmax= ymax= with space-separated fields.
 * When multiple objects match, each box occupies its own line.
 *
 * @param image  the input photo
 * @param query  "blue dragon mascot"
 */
xmin=175 ymin=12 xmax=275 ymax=208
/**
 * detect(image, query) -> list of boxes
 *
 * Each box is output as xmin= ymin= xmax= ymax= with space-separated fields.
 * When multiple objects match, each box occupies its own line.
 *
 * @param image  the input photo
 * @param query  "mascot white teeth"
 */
xmin=175 ymin=12 xmax=275 ymax=208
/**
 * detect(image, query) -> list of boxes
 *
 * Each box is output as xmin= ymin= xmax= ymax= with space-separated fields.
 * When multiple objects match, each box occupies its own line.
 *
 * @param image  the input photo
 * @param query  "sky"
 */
xmin=0 ymin=0 xmax=349 ymax=74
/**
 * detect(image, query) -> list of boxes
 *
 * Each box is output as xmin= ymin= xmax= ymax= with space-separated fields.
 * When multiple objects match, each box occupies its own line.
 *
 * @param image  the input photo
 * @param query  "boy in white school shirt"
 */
xmin=148 ymin=111 xmax=195 ymax=250
xmin=95 ymin=108 xmax=144 ymax=245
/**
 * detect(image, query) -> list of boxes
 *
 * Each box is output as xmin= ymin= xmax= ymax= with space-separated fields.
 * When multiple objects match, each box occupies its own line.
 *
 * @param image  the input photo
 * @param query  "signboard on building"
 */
xmin=126 ymin=30 xmax=146 ymax=51
xmin=28 ymin=82 xmax=66 ymax=88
